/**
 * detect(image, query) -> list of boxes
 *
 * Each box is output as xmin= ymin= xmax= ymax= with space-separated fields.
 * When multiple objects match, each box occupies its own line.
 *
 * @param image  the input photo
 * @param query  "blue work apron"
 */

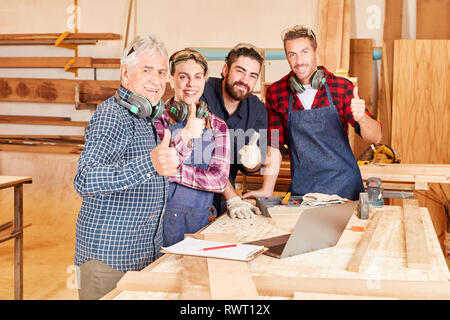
xmin=287 ymin=82 xmax=364 ymax=200
xmin=162 ymin=120 xmax=217 ymax=247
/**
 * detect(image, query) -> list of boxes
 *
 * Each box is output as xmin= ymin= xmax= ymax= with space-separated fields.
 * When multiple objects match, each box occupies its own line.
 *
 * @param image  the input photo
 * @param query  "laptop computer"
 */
xmin=246 ymin=201 xmax=358 ymax=259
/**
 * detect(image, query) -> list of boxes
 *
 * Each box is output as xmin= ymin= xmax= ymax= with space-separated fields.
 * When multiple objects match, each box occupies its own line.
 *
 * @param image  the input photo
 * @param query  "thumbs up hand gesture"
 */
xmin=238 ymin=132 xmax=261 ymax=170
xmin=150 ymin=129 xmax=179 ymax=176
xmin=350 ymin=87 xmax=366 ymax=123
xmin=180 ymin=104 xmax=205 ymax=145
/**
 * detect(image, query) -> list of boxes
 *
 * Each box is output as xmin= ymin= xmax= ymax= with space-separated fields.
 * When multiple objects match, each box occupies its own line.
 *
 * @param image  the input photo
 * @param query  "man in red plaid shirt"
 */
xmin=243 ymin=25 xmax=382 ymax=200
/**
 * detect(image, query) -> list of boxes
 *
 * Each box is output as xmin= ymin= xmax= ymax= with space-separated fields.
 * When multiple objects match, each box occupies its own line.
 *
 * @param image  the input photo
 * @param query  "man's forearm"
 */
xmin=359 ymin=114 xmax=382 ymax=144
xmin=261 ymin=146 xmax=282 ymax=193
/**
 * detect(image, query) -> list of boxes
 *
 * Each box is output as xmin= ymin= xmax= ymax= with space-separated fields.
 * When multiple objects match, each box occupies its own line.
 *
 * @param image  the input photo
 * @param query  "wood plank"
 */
xmin=348 ymin=38 xmax=374 ymax=158
xmin=0 ymin=144 xmax=83 ymax=154
xmin=347 ymin=213 xmax=381 ymax=272
xmin=204 ymin=234 xmax=259 ymax=300
xmin=180 ymin=255 xmax=211 ymax=299
xmin=0 ymin=78 xmax=174 ymax=106
xmin=0 ymin=135 xmax=85 ymax=144
xmin=116 ymin=271 xmax=181 ymax=293
xmin=115 ymin=271 xmax=450 ymax=300
xmin=340 ymin=0 xmax=352 ymax=71
xmin=0 ymin=115 xmax=70 ymax=122
xmin=177 ymin=233 xmax=211 ymax=299
xmin=0 ymin=57 xmax=120 ymax=69
xmin=416 ymin=0 xmax=450 ymax=39
xmin=403 ymin=205 xmax=432 ymax=269
xmin=293 ymin=291 xmax=396 ymax=300
xmin=0 ymin=176 xmax=32 ymax=190
xmin=0 ymin=77 xmax=118 ymax=104
xmin=0 ymin=135 xmax=85 ymax=154
xmin=392 ymin=40 xmax=450 ymax=164
xmin=318 ymin=0 xmax=351 ymax=73
xmin=91 ymin=58 xmax=120 ymax=69
xmin=0 ymin=33 xmax=121 ymax=40
xmin=378 ymin=41 xmax=392 ymax=145
xmin=253 ymin=275 xmax=450 ymax=299
xmin=403 ymin=199 xmax=420 ymax=207
xmin=0 ymin=40 xmax=98 ymax=46
xmin=0 ymin=115 xmax=88 ymax=127
xmin=379 ymin=0 xmax=402 ymax=145
xmin=0 ymin=33 xmax=120 ymax=41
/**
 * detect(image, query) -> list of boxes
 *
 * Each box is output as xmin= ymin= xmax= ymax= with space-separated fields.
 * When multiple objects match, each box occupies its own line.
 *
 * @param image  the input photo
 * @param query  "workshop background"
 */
xmin=0 ymin=0 xmax=448 ymax=299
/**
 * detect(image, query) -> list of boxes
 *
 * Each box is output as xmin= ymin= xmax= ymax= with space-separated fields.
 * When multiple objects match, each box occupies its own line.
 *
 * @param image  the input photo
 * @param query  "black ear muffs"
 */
xmin=195 ymin=101 xmax=209 ymax=119
xmin=115 ymin=91 xmax=164 ymax=119
xmin=167 ymin=101 xmax=190 ymax=122
xmin=288 ymin=68 xmax=327 ymax=94
xmin=167 ymin=100 xmax=210 ymax=123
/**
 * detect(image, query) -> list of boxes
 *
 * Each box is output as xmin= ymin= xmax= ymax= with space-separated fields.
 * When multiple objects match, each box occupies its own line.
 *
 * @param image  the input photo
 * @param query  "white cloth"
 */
xmin=300 ymin=193 xmax=348 ymax=207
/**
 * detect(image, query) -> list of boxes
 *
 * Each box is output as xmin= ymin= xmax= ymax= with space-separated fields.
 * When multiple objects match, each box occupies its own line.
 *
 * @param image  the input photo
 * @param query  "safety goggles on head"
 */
xmin=281 ymin=25 xmax=317 ymax=42
xmin=169 ymin=50 xmax=208 ymax=73
xmin=231 ymin=42 xmax=264 ymax=60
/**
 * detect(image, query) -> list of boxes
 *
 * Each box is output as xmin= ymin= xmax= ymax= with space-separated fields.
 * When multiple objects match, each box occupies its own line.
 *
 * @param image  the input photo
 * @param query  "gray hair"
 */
xmin=121 ymin=35 xmax=168 ymax=71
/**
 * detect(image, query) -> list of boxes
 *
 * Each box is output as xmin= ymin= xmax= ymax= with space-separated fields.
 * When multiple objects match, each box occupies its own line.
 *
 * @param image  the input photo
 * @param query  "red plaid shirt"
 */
xmin=266 ymin=67 xmax=373 ymax=153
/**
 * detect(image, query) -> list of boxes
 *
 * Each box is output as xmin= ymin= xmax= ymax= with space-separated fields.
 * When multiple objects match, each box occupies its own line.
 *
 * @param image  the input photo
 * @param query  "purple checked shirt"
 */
xmin=154 ymin=111 xmax=230 ymax=193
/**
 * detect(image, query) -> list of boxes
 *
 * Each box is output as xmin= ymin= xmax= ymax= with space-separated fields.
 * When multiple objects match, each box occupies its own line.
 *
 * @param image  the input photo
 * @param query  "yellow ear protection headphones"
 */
xmin=114 ymin=91 xmax=165 ymax=119
xmin=288 ymin=67 xmax=327 ymax=94
xmin=167 ymin=100 xmax=209 ymax=123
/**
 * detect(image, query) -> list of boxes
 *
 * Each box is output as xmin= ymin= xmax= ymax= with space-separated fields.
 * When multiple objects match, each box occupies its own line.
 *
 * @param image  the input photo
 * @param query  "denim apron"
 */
xmin=287 ymin=82 xmax=364 ymax=200
xmin=162 ymin=120 xmax=217 ymax=247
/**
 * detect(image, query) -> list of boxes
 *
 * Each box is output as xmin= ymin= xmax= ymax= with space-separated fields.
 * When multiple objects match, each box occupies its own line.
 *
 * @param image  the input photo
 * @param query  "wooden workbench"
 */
xmin=103 ymin=203 xmax=449 ymax=300
xmin=0 ymin=176 xmax=32 ymax=300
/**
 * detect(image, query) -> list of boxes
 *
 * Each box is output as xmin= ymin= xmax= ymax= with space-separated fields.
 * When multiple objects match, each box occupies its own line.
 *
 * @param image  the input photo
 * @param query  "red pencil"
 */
xmin=201 ymin=244 xmax=237 ymax=251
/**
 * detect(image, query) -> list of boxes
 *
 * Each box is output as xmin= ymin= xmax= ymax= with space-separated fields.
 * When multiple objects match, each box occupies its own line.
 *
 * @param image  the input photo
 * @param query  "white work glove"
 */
xmin=301 ymin=193 xmax=348 ymax=207
xmin=226 ymin=196 xmax=262 ymax=219
xmin=238 ymin=132 xmax=261 ymax=169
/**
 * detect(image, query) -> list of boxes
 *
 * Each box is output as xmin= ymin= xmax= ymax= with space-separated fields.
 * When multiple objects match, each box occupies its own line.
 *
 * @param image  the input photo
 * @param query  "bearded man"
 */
xmin=201 ymin=43 xmax=267 ymax=219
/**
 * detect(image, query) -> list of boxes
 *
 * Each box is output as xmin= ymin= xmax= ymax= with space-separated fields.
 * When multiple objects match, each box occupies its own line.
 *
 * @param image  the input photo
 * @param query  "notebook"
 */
xmin=246 ymin=201 xmax=358 ymax=259
xmin=161 ymin=236 xmax=266 ymax=262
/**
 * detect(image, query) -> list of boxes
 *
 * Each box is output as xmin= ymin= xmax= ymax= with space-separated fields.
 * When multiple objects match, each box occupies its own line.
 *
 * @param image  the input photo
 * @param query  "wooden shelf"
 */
xmin=0 ymin=57 xmax=120 ymax=69
xmin=0 ymin=135 xmax=85 ymax=154
xmin=0 ymin=115 xmax=88 ymax=127
xmin=0 ymin=78 xmax=174 ymax=107
xmin=0 ymin=77 xmax=119 ymax=105
xmin=0 ymin=33 xmax=121 ymax=45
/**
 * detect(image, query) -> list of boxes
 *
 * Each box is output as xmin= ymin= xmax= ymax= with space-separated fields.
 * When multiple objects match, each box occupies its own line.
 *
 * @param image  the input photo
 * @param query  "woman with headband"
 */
xmin=154 ymin=48 xmax=230 ymax=247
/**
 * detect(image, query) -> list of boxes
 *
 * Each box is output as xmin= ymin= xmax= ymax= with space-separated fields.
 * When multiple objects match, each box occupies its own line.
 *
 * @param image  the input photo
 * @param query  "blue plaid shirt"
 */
xmin=74 ymin=86 xmax=168 ymax=272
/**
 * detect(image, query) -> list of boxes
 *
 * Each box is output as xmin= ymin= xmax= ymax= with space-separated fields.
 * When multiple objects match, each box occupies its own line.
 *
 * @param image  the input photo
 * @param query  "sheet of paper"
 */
xmin=162 ymin=237 xmax=264 ymax=261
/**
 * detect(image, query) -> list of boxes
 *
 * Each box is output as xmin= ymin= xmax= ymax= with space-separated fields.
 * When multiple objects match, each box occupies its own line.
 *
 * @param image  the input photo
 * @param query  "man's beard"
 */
xmin=224 ymin=78 xmax=252 ymax=102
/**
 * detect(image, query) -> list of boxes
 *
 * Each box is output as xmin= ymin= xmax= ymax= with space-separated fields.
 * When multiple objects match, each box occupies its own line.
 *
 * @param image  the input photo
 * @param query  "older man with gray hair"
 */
xmin=73 ymin=35 xmax=179 ymax=300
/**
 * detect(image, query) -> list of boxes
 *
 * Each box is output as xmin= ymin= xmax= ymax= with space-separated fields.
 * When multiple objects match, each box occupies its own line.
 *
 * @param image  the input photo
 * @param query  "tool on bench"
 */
xmin=255 ymin=194 xmax=303 ymax=217
xmin=281 ymin=192 xmax=291 ymax=205
xmin=357 ymin=192 xmax=370 ymax=219
xmin=357 ymin=143 xmax=400 ymax=165
xmin=366 ymin=177 xmax=384 ymax=206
